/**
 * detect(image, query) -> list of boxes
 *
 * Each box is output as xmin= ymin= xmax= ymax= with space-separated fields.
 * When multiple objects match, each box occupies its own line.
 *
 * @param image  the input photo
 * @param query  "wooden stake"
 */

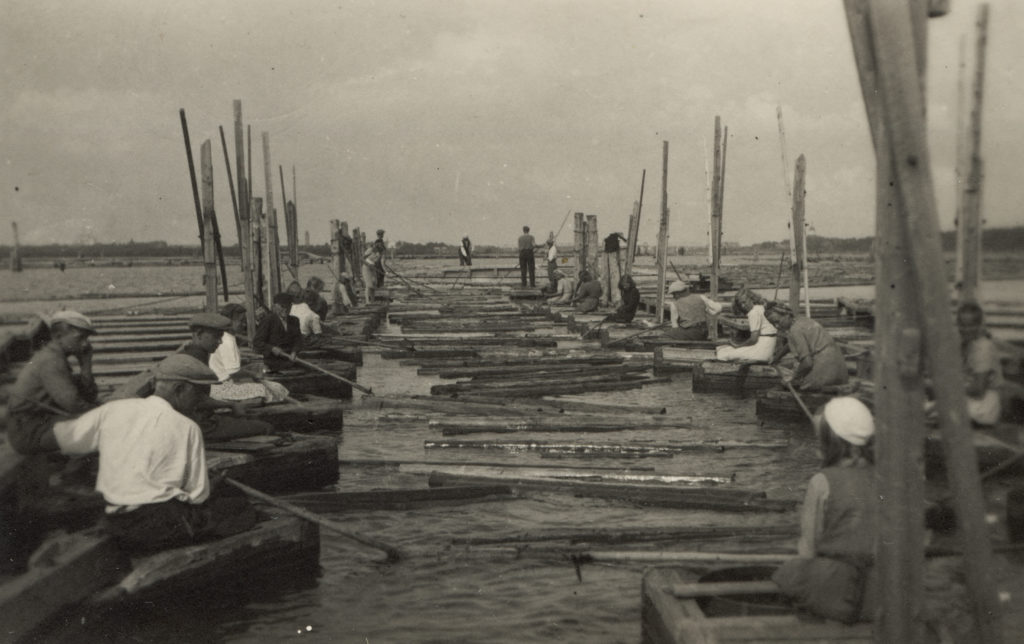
xmin=956 ymin=5 xmax=989 ymax=303
xmin=790 ymin=154 xmax=808 ymax=315
xmin=586 ymin=214 xmax=600 ymax=287
xmin=280 ymin=164 xmax=298 ymax=281
xmin=200 ymin=140 xmax=217 ymax=312
xmin=9 ymin=222 xmax=22 ymax=272
xmin=178 ymin=109 xmax=205 ymax=251
xmin=231 ymin=103 xmax=257 ymax=341
xmin=573 ymin=212 xmax=586 ymax=276
xmin=625 ymin=169 xmax=645 ymax=275
xmin=262 ymin=133 xmax=281 ymax=298
xmin=655 ymin=141 xmax=670 ymax=324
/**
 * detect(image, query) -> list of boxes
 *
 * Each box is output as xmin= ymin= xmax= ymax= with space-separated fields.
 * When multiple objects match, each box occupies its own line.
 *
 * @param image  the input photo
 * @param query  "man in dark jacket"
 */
xmin=253 ymin=293 xmax=303 ymax=372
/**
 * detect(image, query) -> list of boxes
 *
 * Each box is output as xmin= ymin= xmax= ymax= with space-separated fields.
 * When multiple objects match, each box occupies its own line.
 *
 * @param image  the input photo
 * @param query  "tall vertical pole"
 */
xmin=790 ymin=155 xmax=808 ymax=315
xmin=625 ymin=170 xmax=645 ymax=276
xmin=253 ymin=197 xmax=265 ymax=305
xmin=262 ymin=133 xmax=281 ymax=298
xmin=9 ymin=222 xmax=22 ymax=272
xmin=957 ymin=4 xmax=989 ymax=303
xmin=232 ymin=102 xmax=256 ymax=341
xmin=200 ymin=140 xmax=218 ymax=313
xmin=655 ymin=141 xmax=670 ymax=324
xmin=573 ymin=212 xmax=585 ymax=276
xmin=586 ymin=214 xmax=600 ymax=287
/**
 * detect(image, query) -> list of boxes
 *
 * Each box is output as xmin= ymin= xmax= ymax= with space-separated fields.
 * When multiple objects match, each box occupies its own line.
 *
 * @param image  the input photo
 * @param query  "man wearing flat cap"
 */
xmin=7 ymin=310 xmax=99 ymax=454
xmin=51 ymin=354 xmax=256 ymax=552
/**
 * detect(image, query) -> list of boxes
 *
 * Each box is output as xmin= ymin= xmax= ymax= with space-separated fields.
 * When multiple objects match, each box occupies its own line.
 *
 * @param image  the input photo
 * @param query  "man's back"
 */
xmin=518 ymin=234 xmax=535 ymax=251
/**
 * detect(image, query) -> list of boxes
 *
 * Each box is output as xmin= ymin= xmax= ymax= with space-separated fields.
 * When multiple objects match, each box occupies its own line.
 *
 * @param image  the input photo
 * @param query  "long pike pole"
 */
xmin=271 ymin=347 xmax=373 ymax=395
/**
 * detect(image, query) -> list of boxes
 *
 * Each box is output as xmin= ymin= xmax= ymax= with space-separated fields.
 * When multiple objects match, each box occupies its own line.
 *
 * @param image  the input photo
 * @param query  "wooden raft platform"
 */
xmin=641 ymin=567 xmax=871 ymax=644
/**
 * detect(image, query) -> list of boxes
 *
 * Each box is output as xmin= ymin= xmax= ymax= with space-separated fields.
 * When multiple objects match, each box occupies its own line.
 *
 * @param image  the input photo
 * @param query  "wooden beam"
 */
xmin=655 ymin=141 xmax=670 ymax=323
xmin=573 ymin=212 xmax=586 ymax=277
xmin=625 ymin=169 xmax=645 ymax=275
xmin=200 ymin=140 xmax=218 ymax=312
xmin=955 ymin=4 xmax=989 ymax=303
xmin=262 ymin=133 xmax=281 ymax=298
xmin=790 ymin=154 xmax=808 ymax=315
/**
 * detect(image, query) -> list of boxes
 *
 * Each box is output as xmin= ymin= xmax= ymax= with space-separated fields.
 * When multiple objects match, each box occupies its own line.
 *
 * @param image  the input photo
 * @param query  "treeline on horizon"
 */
xmin=3 ymin=226 xmax=1023 ymax=258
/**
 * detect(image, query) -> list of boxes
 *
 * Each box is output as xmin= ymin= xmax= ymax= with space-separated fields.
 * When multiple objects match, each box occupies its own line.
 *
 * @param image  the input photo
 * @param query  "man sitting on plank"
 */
xmin=51 ymin=354 xmax=257 ymax=553
xmin=253 ymin=292 xmax=303 ymax=373
xmin=766 ymin=302 xmax=849 ymax=391
xmin=209 ymin=304 xmax=289 ymax=405
xmin=7 ymin=310 xmax=98 ymax=454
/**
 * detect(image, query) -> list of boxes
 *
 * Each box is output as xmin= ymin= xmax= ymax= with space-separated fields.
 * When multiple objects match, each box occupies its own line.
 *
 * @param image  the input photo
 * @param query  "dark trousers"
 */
xmin=519 ymin=250 xmax=536 ymax=287
xmin=105 ymin=493 xmax=257 ymax=554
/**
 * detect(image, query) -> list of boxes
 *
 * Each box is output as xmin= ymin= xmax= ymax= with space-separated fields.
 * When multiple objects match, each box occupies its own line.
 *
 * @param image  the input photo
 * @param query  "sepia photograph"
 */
xmin=2 ymin=1 xmax=1023 ymax=642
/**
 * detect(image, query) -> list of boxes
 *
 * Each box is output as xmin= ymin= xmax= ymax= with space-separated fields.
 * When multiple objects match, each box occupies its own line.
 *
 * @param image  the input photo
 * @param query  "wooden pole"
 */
xmin=262 ymin=133 xmax=281 ymax=298
xmin=280 ymin=165 xmax=298 ymax=282
xmin=790 ymin=155 xmax=808 ymax=315
xmin=777 ymin=106 xmax=797 ymax=304
xmin=714 ymin=124 xmax=728 ymax=297
xmin=231 ymin=103 xmax=256 ymax=342
xmin=847 ymin=1 xmax=1001 ymax=641
xmin=254 ymin=197 xmax=265 ymax=304
xmin=573 ymin=212 xmax=585 ymax=276
xmin=9 ymin=222 xmax=22 ymax=272
xmin=339 ymin=221 xmax=351 ymax=276
xmin=625 ymin=169 xmax=645 ymax=275
xmin=655 ymin=141 xmax=670 ymax=324
xmin=956 ymin=4 xmax=989 ymax=303
xmin=585 ymin=214 xmax=600 ymax=286
xmin=710 ymin=118 xmax=723 ymax=307
xmin=703 ymin=137 xmax=714 ymax=266
xmin=178 ymin=109 xmax=205 ymax=251
xmin=200 ymin=140 xmax=218 ymax=312
xmin=352 ymin=227 xmax=364 ymax=291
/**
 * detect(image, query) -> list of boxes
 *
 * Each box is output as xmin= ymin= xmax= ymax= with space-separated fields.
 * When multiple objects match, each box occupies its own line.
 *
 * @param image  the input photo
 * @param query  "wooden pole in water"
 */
xmin=956 ymin=4 xmax=989 ymax=304
xmin=254 ymin=197 xmax=265 ymax=304
xmin=231 ymin=103 xmax=256 ymax=341
xmin=790 ymin=155 xmax=808 ymax=316
xmin=625 ymin=170 xmax=645 ymax=276
xmin=655 ymin=141 xmax=670 ymax=324
xmin=711 ymin=121 xmax=726 ymax=302
xmin=573 ymin=212 xmax=586 ymax=276
xmin=586 ymin=214 xmax=600 ymax=290
xmin=178 ymin=109 xmax=205 ymax=252
xmin=847 ymin=1 xmax=1001 ymax=642
xmin=280 ymin=165 xmax=298 ymax=282
xmin=262 ymin=133 xmax=281 ymax=299
xmin=9 ymin=222 xmax=22 ymax=272
xmin=200 ymin=140 xmax=218 ymax=313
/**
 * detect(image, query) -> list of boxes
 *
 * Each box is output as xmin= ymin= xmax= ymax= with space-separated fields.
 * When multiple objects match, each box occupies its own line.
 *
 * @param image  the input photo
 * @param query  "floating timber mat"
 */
xmin=0 ymin=530 xmax=129 ymax=641
xmin=424 ymin=438 xmax=790 ymax=455
xmin=395 ymin=463 xmax=732 ymax=486
xmin=426 ymin=359 xmax=628 ymax=378
xmin=411 ymin=354 xmax=651 ymax=373
xmin=382 ymin=348 xmax=481 ymax=360
xmin=397 ymin=321 xmax=549 ymax=331
xmin=282 ymin=485 xmax=517 ymax=512
xmin=450 ymin=524 xmax=798 ymax=546
xmin=85 ymin=514 xmax=319 ymax=608
xmin=428 ymin=473 xmax=795 ymax=513
xmin=207 ymin=433 xmax=340 ymax=494
xmin=387 ymin=311 xmax=550 ymax=323
xmin=240 ymin=394 xmax=345 ymax=433
xmin=375 ymin=336 xmax=559 ymax=347
xmin=359 ymin=394 xmax=667 ymax=417
xmin=428 ymin=415 xmax=687 ymax=435
xmin=692 ymin=362 xmax=782 ymax=395
xmin=430 ymin=375 xmax=669 ymax=398
xmin=445 ymin=362 xmax=651 ymax=383
xmin=641 ymin=567 xmax=872 ymax=644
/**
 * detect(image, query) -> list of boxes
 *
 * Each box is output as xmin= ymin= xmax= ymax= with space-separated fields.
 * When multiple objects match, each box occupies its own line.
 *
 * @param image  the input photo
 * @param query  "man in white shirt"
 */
xmin=52 ymin=354 xmax=256 ymax=552
xmin=545 ymin=236 xmax=559 ymax=293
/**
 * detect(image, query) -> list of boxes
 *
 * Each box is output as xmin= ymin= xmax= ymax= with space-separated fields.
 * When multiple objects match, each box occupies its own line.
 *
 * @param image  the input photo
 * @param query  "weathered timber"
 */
xmin=692 ymin=361 xmax=781 ymax=395
xmin=86 ymin=514 xmax=319 ymax=608
xmin=452 ymin=524 xmax=797 ymax=546
xmin=382 ymin=349 xmax=480 ymax=360
xmin=428 ymin=415 xmax=682 ymax=434
xmin=405 ymin=464 xmax=731 ymax=485
xmin=206 ymin=433 xmax=339 ymax=493
xmin=0 ymin=531 xmax=129 ymax=642
xmin=424 ymin=438 xmax=789 ymax=455
xmin=653 ymin=346 xmax=718 ymax=375
xmin=437 ymin=377 xmax=671 ymax=398
xmin=458 ymin=363 xmax=650 ymax=383
xmin=428 ymin=358 xmax=625 ymax=378
xmin=431 ymin=369 xmax=656 ymax=394
xmin=282 ymin=485 xmax=516 ymax=512
xmin=262 ymin=361 xmax=358 ymax=399
xmin=428 ymin=473 xmax=794 ymax=513
xmin=246 ymin=394 xmax=345 ymax=432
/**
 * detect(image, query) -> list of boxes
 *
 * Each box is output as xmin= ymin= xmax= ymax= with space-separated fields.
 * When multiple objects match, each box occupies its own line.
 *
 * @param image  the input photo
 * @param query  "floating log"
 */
xmin=653 ymin=346 xmax=718 ymax=375
xmin=207 ymin=433 xmax=340 ymax=493
xmin=0 ymin=531 xmax=129 ymax=642
xmin=375 ymin=336 xmax=559 ymax=347
xmin=382 ymin=349 xmax=480 ymax=360
xmin=428 ymin=472 xmax=795 ymax=513
xmin=244 ymin=394 xmax=345 ymax=433
xmin=449 ymin=395 xmax=667 ymax=416
xmin=451 ymin=524 xmax=797 ymax=546
xmin=438 ymin=377 xmax=671 ymax=398
xmin=406 ymin=463 xmax=731 ymax=485
xmin=424 ymin=438 xmax=789 ymax=455
xmin=282 ymin=485 xmax=516 ymax=511
xmin=692 ymin=361 xmax=781 ymax=395
xmin=431 ymin=372 xmax=662 ymax=397
xmin=429 ymin=415 xmax=682 ymax=434
xmin=262 ymin=361 xmax=358 ymax=399
xmin=428 ymin=358 xmax=625 ymax=379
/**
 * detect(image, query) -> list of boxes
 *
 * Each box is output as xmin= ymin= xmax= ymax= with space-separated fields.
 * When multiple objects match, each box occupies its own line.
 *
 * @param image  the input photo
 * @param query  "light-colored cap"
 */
xmin=48 ymin=310 xmax=96 ymax=334
xmin=154 ymin=354 xmax=220 ymax=384
xmin=823 ymin=397 xmax=875 ymax=446
xmin=189 ymin=312 xmax=231 ymax=331
xmin=668 ymin=280 xmax=690 ymax=294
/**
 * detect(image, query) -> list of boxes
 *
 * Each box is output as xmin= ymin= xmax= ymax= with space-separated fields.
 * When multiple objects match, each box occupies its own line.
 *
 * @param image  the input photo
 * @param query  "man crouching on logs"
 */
xmin=50 ymin=355 xmax=257 ymax=552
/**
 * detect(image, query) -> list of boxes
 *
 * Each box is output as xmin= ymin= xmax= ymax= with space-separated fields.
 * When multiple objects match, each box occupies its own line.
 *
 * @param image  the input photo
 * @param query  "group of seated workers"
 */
xmin=5 ymin=287 xmax=337 ymax=555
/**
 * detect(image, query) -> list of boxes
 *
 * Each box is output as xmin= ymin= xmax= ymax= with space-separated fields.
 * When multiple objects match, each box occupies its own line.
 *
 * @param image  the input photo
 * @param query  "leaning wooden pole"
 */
xmin=655 ymin=141 xmax=670 ymax=324
xmin=230 ymin=104 xmax=256 ymax=342
xmin=625 ymin=169 xmax=645 ymax=276
xmin=956 ymin=3 xmax=989 ymax=304
xmin=178 ymin=109 xmax=205 ymax=252
xmin=9 ymin=222 xmax=22 ymax=272
xmin=848 ymin=1 xmax=1002 ymax=642
xmin=790 ymin=155 xmax=808 ymax=315
xmin=262 ymin=133 xmax=281 ymax=299
xmin=200 ymin=140 xmax=218 ymax=312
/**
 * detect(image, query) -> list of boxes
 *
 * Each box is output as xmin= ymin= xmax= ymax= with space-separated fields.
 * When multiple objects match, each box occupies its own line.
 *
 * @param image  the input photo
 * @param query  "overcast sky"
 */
xmin=2 ymin=0 xmax=1021 ymax=249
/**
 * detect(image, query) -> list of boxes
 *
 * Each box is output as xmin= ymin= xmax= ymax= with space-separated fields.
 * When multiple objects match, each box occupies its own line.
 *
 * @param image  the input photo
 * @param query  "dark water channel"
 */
xmin=60 ymin=334 xmax=819 ymax=643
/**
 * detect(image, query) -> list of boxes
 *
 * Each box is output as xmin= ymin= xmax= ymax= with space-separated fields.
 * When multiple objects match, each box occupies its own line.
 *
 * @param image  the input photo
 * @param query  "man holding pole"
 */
xmin=544 ymin=235 xmax=559 ymax=293
xmin=517 ymin=226 xmax=539 ymax=288
xmin=253 ymin=293 xmax=303 ymax=372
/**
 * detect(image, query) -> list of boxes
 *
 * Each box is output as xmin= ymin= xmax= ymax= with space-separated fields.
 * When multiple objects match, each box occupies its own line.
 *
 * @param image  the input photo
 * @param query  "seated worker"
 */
xmin=715 ymin=287 xmax=777 ymax=363
xmin=51 ymin=354 xmax=257 ymax=553
xmin=7 ymin=310 xmax=98 ymax=454
xmin=305 ymin=276 xmax=330 ymax=321
xmin=766 ymin=302 xmax=849 ymax=391
xmin=110 ymin=312 xmax=274 ymax=441
xmin=665 ymin=280 xmax=720 ymax=340
xmin=955 ymin=301 xmax=1004 ymax=425
xmin=546 ymin=270 xmax=577 ymax=305
xmin=332 ymin=273 xmax=357 ymax=314
xmin=209 ymin=304 xmax=289 ymax=405
xmin=290 ymin=288 xmax=324 ymax=338
xmin=253 ymin=292 xmax=303 ymax=373
xmin=604 ymin=275 xmax=641 ymax=323
xmin=772 ymin=397 xmax=878 ymax=624
xmin=571 ymin=271 xmax=603 ymax=314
